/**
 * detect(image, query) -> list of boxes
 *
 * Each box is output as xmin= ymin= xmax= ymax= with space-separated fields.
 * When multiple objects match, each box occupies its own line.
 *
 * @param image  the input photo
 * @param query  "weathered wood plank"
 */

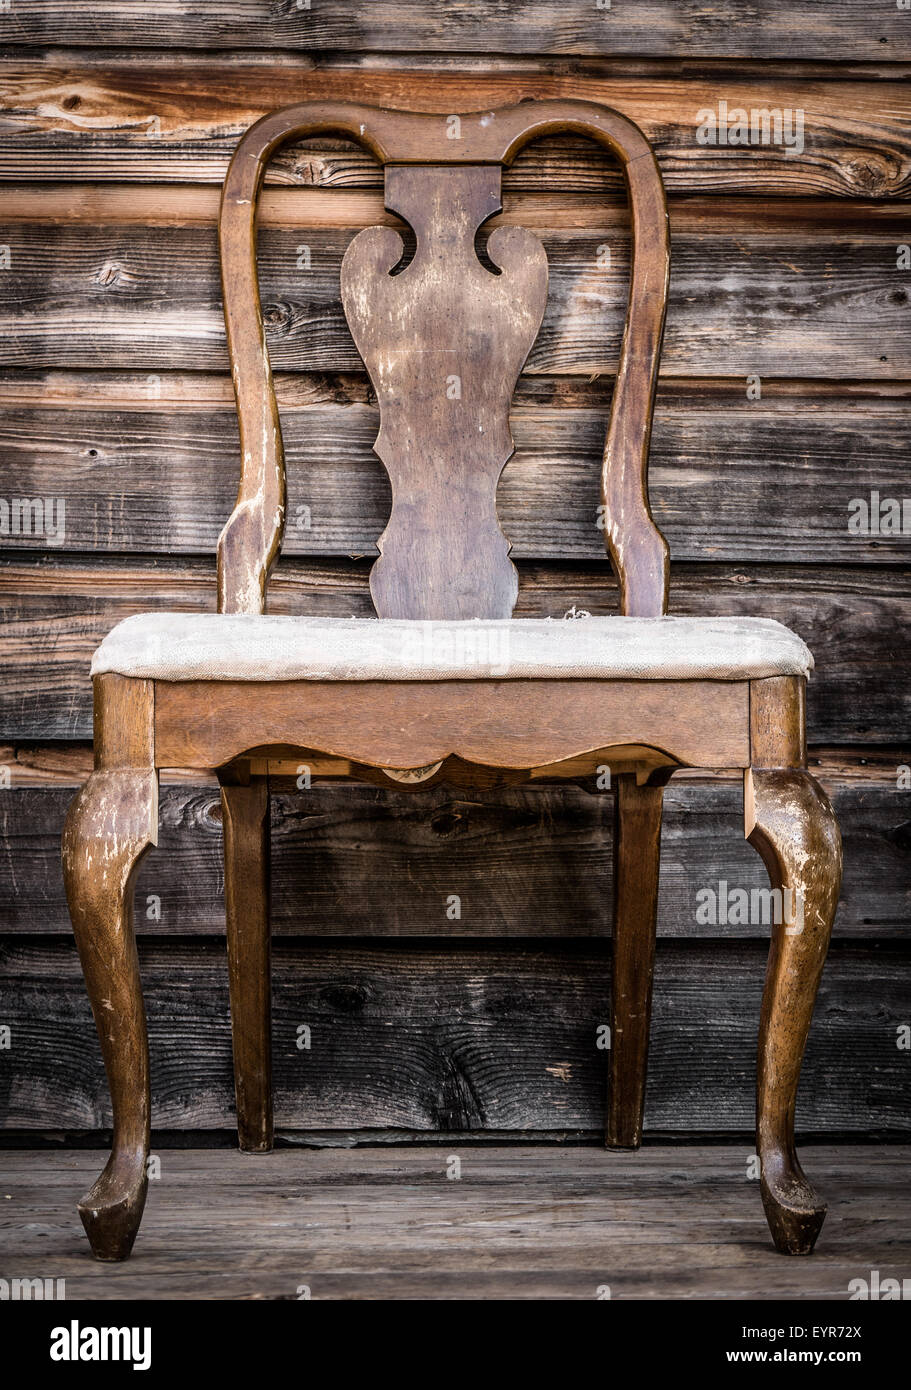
xmin=0 ymin=939 xmax=906 ymax=1132
xmin=3 ymin=368 xmax=905 ymax=408
xmin=1 ymin=384 xmax=908 ymax=562
xmin=4 ymin=187 xmax=910 ymax=233
xmin=0 ymin=558 xmax=905 ymax=743
xmin=0 ymin=219 xmax=907 ymax=376
xmin=2 ymin=66 xmax=908 ymax=197
xmin=2 ymin=1146 xmax=909 ymax=1300
xmin=5 ymin=1146 xmax=909 ymax=1300
xmin=0 ymin=776 xmax=906 ymax=941
xmin=5 ymin=3 xmax=910 ymax=60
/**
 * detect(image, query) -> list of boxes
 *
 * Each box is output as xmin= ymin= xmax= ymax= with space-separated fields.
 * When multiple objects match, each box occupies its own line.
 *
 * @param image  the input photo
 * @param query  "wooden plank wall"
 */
xmin=0 ymin=3 xmax=909 ymax=1140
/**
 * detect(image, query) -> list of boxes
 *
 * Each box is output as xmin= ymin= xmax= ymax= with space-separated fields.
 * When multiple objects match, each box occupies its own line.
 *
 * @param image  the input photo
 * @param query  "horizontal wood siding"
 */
xmin=1 ymin=940 xmax=906 ymax=1133
xmin=2 ymin=67 xmax=909 ymax=198
xmin=5 ymin=3 xmax=911 ymax=60
xmin=1 ymin=213 xmax=908 ymax=376
xmin=0 ymin=26 xmax=908 ymax=1141
xmin=1 ymin=771 xmax=908 ymax=941
xmin=1 ymin=381 xmax=909 ymax=561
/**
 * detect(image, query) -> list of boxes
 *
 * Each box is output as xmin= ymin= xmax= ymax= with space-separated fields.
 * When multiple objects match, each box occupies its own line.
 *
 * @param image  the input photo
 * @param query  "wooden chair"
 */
xmin=62 ymin=97 xmax=842 ymax=1262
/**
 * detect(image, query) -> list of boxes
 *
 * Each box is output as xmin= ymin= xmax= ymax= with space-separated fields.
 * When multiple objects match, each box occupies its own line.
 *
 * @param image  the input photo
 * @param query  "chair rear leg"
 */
xmin=606 ymin=774 xmax=664 ymax=1149
xmin=221 ymin=772 xmax=273 ymax=1153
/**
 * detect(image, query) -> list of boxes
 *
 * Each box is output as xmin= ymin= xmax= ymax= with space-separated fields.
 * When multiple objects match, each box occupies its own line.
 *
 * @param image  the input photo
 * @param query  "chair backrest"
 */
xmin=218 ymin=98 xmax=670 ymax=620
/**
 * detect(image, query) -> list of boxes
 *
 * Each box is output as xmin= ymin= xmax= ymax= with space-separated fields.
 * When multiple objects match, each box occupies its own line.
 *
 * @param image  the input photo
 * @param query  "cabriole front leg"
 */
xmin=744 ymin=768 xmax=841 ymax=1255
xmin=62 ymin=768 xmax=158 ymax=1260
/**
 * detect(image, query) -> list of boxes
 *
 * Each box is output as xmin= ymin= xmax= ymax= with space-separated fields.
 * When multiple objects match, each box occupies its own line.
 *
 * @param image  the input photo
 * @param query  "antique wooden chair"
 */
xmin=62 ymin=97 xmax=841 ymax=1262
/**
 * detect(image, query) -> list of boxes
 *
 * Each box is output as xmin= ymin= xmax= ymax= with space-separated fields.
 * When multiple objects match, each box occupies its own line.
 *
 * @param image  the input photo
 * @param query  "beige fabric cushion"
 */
xmin=90 ymin=613 xmax=813 ymax=682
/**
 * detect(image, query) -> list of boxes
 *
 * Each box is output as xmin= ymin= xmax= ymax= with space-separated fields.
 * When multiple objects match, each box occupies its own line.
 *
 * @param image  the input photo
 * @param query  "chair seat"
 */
xmin=91 ymin=613 xmax=813 ymax=682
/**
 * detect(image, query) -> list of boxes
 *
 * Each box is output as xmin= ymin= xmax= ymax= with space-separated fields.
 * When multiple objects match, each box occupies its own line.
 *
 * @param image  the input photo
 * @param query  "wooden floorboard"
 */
xmin=1 ymin=1145 xmax=908 ymax=1300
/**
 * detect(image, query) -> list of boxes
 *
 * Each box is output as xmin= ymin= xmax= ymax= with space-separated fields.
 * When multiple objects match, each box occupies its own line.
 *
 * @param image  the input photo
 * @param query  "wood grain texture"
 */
xmin=607 ymin=775 xmax=664 ymax=1148
xmin=0 ymin=559 xmax=904 ymax=742
xmin=341 ymin=163 xmax=547 ymax=618
xmin=0 ymin=16 xmax=906 ymax=1184
xmin=91 ymin=674 xmax=155 ymax=771
xmin=1 ymin=218 xmax=907 ymax=377
xmin=5 ymin=3 xmax=910 ymax=59
xmin=6 ymin=186 xmax=910 ymax=232
xmin=5 ymin=738 xmax=901 ymax=788
xmin=60 ymin=764 xmax=157 ymax=1259
xmin=2 ymin=380 xmax=909 ymax=562
xmin=2 ymin=774 xmax=906 ymax=941
xmin=751 ymin=677 xmax=806 ymax=769
xmin=1 ymin=939 xmax=906 ymax=1133
xmin=3 ymin=1145 xmax=910 ymax=1300
xmin=153 ymin=678 xmax=749 ymax=773
xmin=215 ymin=97 xmax=670 ymax=617
xmin=2 ymin=66 xmax=909 ymax=198
xmin=60 ymin=676 xmax=161 ymax=1257
xmin=746 ymin=768 xmax=843 ymax=1254
xmin=220 ymin=772 xmax=273 ymax=1153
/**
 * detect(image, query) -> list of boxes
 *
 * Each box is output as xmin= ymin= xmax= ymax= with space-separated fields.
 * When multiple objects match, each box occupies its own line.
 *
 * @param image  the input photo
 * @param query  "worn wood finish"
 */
xmin=743 ymin=679 xmax=842 ymax=1255
xmin=60 ymin=677 xmax=158 ymax=1261
xmin=4 ymin=218 xmax=907 ymax=380
xmin=44 ymin=87 xmax=848 ymax=1261
xmin=341 ymin=164 xmax=547 ymax=618
xmin=7 ymin=187 xmax=911 ymax=234
xmin=8 ymin=737 xmax=902 ymax=789
xmin=153 ymin=678 xmax=750 ymax=773
xmin=751 ymin=677 xmax=806 ymax=769
xmin=91 ymin=674 xmax=156 ymax=770
xmin=745 ymin=768 xmax=843 ymax=1256
xmin=8 ymin=3 xmax=910 ymax=59
xmin=607 ymin=774 xmax=665 ymax=1149
xmin=218 ymin=96 xmax=669 ymax=614
xmin=3 ymin=67 xmax=909 ymax=198
xmin=219 ymin=770 xmax=273 ymax=1154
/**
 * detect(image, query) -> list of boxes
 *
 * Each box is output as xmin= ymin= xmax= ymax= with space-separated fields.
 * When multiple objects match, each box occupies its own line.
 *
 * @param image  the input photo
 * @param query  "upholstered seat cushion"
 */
xmin=90 ymin=613 xmax=813 ymax=682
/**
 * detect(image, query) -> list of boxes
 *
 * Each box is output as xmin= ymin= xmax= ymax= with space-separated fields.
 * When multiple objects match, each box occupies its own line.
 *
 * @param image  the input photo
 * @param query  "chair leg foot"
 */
xmin=745 ymin=767 xmax=841 ymax=1255
xmin=63 ymin=767 xmax=157 ymax=1261
xmin=759 ymin=1157 xmax=827 ymax=1258
xmin=78 ymin=1149 xmax=149 ymax=1262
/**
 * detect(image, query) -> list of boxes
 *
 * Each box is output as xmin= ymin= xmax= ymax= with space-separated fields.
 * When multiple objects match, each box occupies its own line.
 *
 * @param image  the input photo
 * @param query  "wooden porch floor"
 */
xmin=2 ymin=1145 xmax=908 ymax=1300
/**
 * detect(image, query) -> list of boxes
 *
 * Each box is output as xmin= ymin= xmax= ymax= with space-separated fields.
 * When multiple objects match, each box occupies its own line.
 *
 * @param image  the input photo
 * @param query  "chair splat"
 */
xmin=341 ymin=163 xmax=547 ymax=618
